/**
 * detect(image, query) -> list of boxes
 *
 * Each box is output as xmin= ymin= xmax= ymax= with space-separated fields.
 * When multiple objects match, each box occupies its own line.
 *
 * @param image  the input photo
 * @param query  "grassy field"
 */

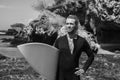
xmin=0 ymin=52 xmax=120 ymax=80
xmin=0 ymin=35 xmax=120 ymax=80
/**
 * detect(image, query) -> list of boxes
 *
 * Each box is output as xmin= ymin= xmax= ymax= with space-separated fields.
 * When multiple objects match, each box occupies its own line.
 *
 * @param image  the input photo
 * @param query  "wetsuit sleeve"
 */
xmin=82 ymin=39 xmax=94 ymax=72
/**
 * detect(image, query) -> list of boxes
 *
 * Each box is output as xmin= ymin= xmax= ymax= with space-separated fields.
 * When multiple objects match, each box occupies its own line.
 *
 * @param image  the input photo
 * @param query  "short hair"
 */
xmin=67 ymin=15 xmax=79 ymax=25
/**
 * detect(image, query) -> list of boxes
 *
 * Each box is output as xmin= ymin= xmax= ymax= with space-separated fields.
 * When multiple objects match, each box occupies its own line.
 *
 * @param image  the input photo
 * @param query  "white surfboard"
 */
xmin=17 ymin=43 xmax=59 ymax=80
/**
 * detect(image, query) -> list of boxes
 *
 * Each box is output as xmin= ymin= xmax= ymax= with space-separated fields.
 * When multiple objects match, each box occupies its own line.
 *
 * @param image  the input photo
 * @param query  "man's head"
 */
xmin=65 ymin=15 xmax=79 ymax=34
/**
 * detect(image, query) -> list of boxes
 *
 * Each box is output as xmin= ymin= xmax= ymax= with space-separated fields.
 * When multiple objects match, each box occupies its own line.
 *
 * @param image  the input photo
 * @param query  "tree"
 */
xmin=6 ymin=29 xmax=17 ymax=35
xmin=32 ymin=0 xmax=47 ymax=11
xmin=47 ymin=0 xmax=87 ymax=25
xmin=11 ymin=23 xmax=25 ymax=28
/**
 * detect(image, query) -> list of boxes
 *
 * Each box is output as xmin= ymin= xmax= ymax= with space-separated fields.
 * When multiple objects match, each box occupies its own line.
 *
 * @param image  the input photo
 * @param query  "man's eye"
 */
xmin=66 ymin=23 xmax=69 ymax=25
xmin=66 ymin=23 xmax=73 ymax=25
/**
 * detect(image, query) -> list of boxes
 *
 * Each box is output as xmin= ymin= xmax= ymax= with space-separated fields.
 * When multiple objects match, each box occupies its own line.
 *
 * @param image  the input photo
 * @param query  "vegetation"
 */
xmin=47 ymin=0 xmax=87 ymax=25
xmin=10 ymin=23 xmax=25 ymax=29
xmin=6 ymin=29 xmax=18 ymax=35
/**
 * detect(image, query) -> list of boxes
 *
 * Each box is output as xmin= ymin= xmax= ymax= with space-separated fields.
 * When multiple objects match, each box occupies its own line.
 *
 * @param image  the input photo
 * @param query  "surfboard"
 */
xmin=17 ymin=43 xmax=59 ymax=80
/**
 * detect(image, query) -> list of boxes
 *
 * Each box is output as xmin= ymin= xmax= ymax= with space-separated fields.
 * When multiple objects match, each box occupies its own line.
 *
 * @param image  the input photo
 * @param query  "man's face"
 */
xmin=65 ymin=18 xmax=76 ymax=33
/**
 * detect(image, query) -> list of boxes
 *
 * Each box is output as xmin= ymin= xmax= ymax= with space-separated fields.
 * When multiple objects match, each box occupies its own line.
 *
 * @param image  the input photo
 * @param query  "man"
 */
xmin=54 ymin=15 xmax=94 ymax=80
xmin=58 ymin=18 xmax=100 ymax=55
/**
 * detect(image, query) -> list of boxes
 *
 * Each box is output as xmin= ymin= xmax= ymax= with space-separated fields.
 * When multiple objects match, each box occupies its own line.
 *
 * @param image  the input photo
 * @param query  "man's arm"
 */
xmin=82 ymin=39 xmax=94 ymax=72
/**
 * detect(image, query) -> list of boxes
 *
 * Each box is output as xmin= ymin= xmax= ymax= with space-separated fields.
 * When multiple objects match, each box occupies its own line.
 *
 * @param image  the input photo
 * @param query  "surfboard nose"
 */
xmin=17 ymin=43 xmax=59 ymax=80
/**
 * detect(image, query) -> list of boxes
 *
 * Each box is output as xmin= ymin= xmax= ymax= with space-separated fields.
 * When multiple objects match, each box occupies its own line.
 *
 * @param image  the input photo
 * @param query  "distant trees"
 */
xmin=54 ymin=0 xmax=65 ymax=5
xmin=10 ymin=23 xmax=25 ymax=28
xmin=6 ymin=29 xmax=17 ymax=35
xmin=32 ymin=0 xmax=47 ymax=11
xmin=6 ymin=23 xmax=25 ymax=35
xmin=47 ymin=0 xmax=88 ymax=25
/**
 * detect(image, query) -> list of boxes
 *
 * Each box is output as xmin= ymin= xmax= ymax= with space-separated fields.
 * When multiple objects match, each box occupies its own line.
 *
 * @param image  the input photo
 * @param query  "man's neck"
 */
xmin=68 ymin=33 xmax=77 ymax=39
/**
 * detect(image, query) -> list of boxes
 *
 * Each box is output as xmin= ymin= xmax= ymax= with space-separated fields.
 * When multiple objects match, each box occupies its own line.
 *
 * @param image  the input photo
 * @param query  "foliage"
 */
xmin=88 ymin=0 xmax=120 ymax=24
xmin=25 ymin=12 xmax=63 ymax=35
xmin=54 ymin=0 xmax=65 ymax=5
xmin=6 ymin=29 xmax=18 ymax=35
xmin=47 ymin=0 xmax=120 ymax=25
xmin=48 ymin=0 xmax=86 ymax=18
xmin=10 ymin=23 xmax=25 ymax=29
xmin=32 ymin=0 xmax=47 ymax=11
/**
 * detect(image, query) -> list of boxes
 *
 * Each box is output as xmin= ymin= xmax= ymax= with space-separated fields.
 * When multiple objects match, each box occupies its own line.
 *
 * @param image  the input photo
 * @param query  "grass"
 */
xmin=0 ymin=57 xmax=42 ymax=80
xmin=0 ymin=53 xmax=120 ymax=80
xmin=79 ymin=53 xmax=120 ymax=80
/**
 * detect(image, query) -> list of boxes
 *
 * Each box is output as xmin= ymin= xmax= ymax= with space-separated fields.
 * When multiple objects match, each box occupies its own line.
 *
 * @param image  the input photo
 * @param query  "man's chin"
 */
xmin=67 ymin=30 xmax=73 ymax=33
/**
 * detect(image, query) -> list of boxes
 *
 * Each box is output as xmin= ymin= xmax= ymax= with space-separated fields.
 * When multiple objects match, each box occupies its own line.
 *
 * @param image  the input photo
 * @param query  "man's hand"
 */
xmin=75 ymin=68 xmax=85 ymax=76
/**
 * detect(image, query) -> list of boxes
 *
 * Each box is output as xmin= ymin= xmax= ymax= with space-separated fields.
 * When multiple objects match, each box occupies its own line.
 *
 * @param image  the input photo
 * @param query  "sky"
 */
xmin=0 ymin=0 xmax=41 ymax=30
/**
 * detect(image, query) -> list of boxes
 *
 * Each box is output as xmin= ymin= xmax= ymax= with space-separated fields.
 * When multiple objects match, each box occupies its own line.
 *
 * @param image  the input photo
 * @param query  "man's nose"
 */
xmin=67 ymin=24 xmax=71 ymax=27
xmin=67 ymin=26 xmax=71 ymax=29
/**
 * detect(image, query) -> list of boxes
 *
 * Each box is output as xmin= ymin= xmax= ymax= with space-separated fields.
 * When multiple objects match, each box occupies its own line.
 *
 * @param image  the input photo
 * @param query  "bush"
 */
xmin=6 ymin=29 xmax=17 ymax=35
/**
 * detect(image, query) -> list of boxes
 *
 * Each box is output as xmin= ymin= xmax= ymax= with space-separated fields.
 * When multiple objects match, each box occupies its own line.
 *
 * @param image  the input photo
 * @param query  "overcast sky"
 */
xmin=0 ymin=0 xmax=40 ymax=30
